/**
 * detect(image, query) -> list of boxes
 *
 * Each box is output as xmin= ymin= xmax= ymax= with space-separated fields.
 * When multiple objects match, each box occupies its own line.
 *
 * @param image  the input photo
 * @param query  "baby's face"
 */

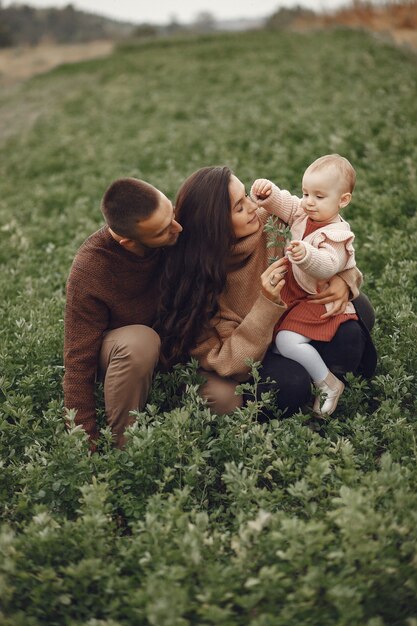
xmin=300 ymin=166 xmax=350 ymax=222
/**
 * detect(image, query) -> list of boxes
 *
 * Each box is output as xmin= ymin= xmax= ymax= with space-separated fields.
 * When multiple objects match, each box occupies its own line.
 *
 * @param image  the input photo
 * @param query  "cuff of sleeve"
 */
xmin=254 ymin=292 xmax=287 ymax=326
xmin=290 ymin=242 xmax=313 ymax=269
xmin=250 ymin=179 xmax=272 ymax=203
xmin=65 ymin=408 xmax=99 ymax=443
xmin=250 ymin=182 xmax=282 ymax=211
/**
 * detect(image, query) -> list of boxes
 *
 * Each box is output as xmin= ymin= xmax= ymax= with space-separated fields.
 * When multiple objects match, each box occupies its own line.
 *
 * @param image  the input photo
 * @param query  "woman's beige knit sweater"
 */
xmin=191 ymin=209 xmax=362 ymax=381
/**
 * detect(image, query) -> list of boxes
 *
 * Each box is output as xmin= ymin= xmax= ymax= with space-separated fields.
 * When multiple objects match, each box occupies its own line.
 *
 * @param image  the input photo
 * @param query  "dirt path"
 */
xmin=0 ymin=40 xmax=114 ymax=87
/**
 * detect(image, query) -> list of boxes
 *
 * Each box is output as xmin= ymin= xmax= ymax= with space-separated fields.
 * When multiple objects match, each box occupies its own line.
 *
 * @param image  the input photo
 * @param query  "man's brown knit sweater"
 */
xmin=64 ymin=226 xmax=161 ymax=441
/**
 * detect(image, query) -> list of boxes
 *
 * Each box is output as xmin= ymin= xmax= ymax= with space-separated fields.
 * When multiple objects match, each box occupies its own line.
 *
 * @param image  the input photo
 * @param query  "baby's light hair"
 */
xmin=306 ymin=154 xmax=356 ymax=193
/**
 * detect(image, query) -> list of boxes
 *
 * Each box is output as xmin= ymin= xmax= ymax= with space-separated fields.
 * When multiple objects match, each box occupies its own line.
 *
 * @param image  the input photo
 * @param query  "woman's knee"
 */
xmin=198 ymin=370 xmax=243 ymax=414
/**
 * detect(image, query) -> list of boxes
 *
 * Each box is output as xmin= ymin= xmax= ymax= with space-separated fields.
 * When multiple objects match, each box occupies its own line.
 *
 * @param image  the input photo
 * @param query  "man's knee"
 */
xmin=198 ymin=370 xmax=243 ymax=415
xmin=101 ymin=325 xmax=161 ymax=376
xmin=125 ymin=326 xmax=161 ymax=370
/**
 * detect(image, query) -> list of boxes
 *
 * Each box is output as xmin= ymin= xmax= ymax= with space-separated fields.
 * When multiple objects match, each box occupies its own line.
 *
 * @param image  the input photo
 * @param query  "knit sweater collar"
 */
xmin=227 ymin=213 xmax=264 ymax=270
xmin=101 ymin=226 xmax=161 ymax=264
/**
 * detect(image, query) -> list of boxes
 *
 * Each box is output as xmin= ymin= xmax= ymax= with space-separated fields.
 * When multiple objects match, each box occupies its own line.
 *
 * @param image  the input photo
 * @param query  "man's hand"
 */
xmin=287 ymin=240 xmax=306 ymax=261
xmin=252 ymin=179 xmax=273 ymax=201
xmin=308 ymin=274 xmax=349 ymax=318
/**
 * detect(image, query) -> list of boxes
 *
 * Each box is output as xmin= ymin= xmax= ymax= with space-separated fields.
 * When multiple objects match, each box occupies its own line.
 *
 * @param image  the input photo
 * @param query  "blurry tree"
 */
xmin=0 ymin=23 xmax=13 ymax=47
xmin=0 ymin=3 xmax=133 ymax=46
xmin=0 ymin=3 xmax=14 ymax=47
xmin=265 ymin=6 xmax=316 ymax=30
xmin=133 ymin=23 xmax=159 ymax=38
xmin=165 ymin=14 xmax=184 ymax=34
xmin=193 ymin=11 xmax=217 ymax=33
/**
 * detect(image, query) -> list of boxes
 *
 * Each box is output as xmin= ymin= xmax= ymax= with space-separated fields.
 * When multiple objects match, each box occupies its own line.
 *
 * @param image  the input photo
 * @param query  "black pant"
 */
xmin=250 ymin=319 xmax=367 ymax=417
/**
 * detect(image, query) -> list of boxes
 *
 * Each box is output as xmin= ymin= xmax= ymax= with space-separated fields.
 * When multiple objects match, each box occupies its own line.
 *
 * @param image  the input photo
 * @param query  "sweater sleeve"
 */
xmin=63 ymin=264 xmax=110 ymax=443
xmin=250 ymin=180 xmax=301 ymax=226
xmin=191 ymin=293 xmax=286 ymax=380
xmin=292 ymin=238 xmax=355 ymax=280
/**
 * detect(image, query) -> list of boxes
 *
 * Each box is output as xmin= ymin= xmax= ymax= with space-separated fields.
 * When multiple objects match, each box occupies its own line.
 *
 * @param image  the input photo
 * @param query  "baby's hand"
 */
xmin=252 ymin=179 xmax=273 ymax=201
xmin=287 ymin=240 xmax=306 ymax=261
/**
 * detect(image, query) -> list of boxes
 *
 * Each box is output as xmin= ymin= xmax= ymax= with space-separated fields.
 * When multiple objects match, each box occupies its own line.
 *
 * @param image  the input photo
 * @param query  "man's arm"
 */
xmin=63 ymin=266 xmax=109 ymax=445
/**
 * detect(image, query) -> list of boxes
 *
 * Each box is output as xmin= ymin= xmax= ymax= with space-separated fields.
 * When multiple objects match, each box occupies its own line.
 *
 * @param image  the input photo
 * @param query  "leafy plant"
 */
xmin=264 ymin=215 xmax=293 ymax=264
xmin=0 ymin=27 xmax=416 ymax=625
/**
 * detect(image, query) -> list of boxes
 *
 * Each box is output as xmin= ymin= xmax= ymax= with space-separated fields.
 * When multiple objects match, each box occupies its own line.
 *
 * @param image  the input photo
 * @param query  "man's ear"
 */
xmin=339 ymin=192 xmax=352 ymax=209
xmin=118 ymin=237 xmax=135 ymax=251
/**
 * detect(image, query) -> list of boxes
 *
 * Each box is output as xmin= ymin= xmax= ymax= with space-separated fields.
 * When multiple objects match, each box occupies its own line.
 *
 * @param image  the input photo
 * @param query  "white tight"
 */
xmin=275 ymin=330 xmax=329 ymax=382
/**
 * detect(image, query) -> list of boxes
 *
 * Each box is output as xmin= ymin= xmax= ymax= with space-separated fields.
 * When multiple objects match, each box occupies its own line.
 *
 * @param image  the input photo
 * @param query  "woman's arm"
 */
xmin=191 ymin=258 xmax=287 ymax=379
xmin=308 ymin=269 xmax=363 ymax=319
xmin=192 ymin=294 xmax=286 ymax=379
xmin=339 ymin=266 xmax=363 ymax=299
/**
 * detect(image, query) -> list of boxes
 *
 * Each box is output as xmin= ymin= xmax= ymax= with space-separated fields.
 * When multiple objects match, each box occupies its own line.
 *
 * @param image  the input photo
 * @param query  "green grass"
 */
xmin=0 ymin=29 xmax=416 ymax=625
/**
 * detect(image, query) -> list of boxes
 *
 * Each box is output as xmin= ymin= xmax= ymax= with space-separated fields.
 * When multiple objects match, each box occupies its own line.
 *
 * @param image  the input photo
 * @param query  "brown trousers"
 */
xmin=98 ymin=325 xmax=160 ymax=447
xmin=98 ymin=324 xmax=242 ymax=447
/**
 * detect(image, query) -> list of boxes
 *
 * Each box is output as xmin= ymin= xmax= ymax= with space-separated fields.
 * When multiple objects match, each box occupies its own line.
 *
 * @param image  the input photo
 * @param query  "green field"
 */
xmin=1 ymin=29 xmax=417 ymax=625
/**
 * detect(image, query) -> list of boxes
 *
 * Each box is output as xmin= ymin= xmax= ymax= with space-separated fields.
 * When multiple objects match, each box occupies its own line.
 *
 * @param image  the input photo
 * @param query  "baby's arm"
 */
xmin=288 ymin=238 xmax=355 ymax=280
xmin=251 ymin=179 xmax=301 ymax=226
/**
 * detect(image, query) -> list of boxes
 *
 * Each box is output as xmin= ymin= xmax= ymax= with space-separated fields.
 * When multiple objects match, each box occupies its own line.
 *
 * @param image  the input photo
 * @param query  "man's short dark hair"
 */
xmin=101 ymin=178 xmax=159 ymax=238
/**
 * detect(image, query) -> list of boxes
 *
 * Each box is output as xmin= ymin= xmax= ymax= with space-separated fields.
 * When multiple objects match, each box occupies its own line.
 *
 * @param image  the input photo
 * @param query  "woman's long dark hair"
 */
xmin=156 ymin=166 xmax=235 ymax=367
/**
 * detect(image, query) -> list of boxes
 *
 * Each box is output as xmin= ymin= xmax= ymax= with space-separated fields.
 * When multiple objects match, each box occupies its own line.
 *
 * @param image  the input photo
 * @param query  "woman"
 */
xmin=156 ymin=166 xmax=376 ymax=416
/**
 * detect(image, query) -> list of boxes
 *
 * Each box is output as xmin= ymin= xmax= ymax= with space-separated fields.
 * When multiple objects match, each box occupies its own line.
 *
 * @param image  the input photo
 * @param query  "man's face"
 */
xmin=134 ymin=191 xmax=183 ymax=252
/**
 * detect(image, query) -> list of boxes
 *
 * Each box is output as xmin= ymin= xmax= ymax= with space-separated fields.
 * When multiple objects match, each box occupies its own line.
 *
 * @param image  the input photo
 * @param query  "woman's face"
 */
xmin=229 ymin=175 xmax=259 ymax=239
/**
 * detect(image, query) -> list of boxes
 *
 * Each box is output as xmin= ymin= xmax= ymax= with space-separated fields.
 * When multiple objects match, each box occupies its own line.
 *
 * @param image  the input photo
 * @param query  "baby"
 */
xmin=251 ymin=154 xmax=360 ymax=416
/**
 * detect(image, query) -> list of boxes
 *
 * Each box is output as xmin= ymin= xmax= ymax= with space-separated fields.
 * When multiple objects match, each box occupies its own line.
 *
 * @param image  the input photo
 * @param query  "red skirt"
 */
xmin=274 ymin=267 xmax=357 ymax=342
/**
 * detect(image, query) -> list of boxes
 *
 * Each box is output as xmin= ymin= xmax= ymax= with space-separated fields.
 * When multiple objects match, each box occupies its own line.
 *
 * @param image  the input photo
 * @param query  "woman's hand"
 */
xmin=261 ymin=257 xmax=288 ymax=305
xmin=308 ymin=275 xmax=349 ymax=318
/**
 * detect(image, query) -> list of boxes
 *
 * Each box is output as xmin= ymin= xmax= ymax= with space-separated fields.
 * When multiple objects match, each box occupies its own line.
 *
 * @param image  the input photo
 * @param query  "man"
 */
xmin=63 ymin=177 xmax=182 ymax=448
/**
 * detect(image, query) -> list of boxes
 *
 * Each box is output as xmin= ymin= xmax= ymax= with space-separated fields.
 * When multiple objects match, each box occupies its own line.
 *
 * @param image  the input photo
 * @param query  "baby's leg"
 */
xmin=275 ymin=330 xmax=328 ymax=382
xmin=275 ymin=330 xmax=344 ymax=415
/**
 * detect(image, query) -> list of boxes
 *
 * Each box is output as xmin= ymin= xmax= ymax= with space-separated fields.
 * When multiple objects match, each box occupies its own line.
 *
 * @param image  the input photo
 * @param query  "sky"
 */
xmin=2 ymin=0 xmax=350 ymax=25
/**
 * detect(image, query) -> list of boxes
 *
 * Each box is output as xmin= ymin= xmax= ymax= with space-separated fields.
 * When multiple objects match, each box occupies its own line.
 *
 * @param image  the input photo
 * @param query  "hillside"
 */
xmin=0 ymin=29 xmax=416 ymax=625
xmin=268 ymin=1 xmax=417 ymax=50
